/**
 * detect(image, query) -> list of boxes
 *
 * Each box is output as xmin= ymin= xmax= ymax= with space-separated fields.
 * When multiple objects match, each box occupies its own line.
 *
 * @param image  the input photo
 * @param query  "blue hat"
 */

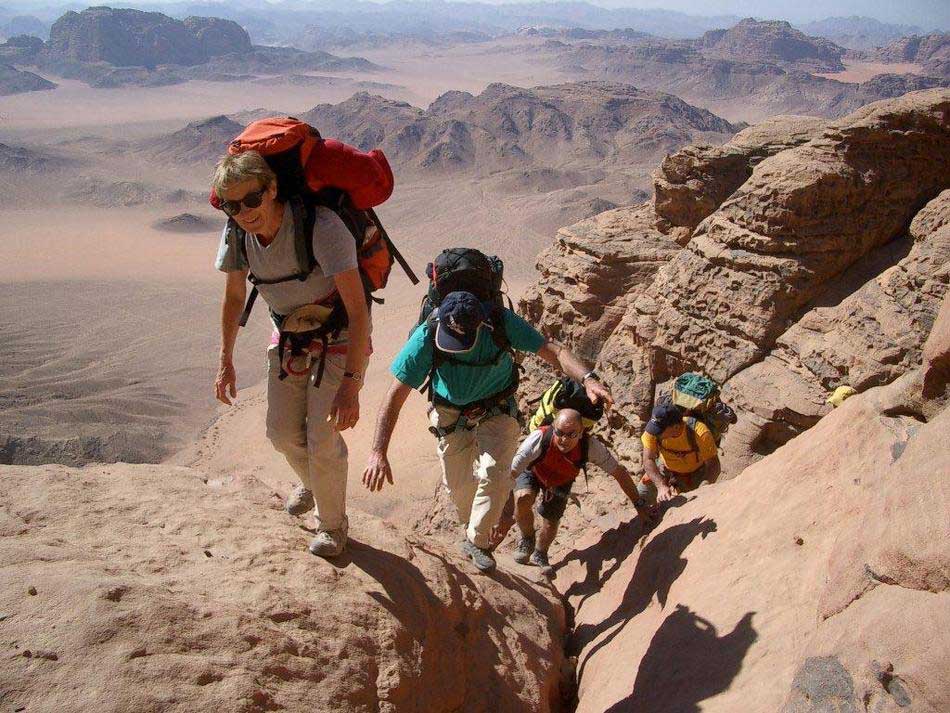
xmin=645 ymin=403 xmax=683 ymax=436
xmin=435 ymin=291 xmax=488 ymax=353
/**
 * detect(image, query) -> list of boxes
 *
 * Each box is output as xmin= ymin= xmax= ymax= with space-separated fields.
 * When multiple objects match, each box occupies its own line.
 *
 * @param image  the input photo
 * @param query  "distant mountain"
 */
xmin=540 ymin=20 xmax=947 ymax=122
xmin=107 ymin=0 xmax=739 ymax=46
xmin=5 ymin=7 xmax=380 ymax=89
xmin=798 ymin=16 xmax=923 ymax=50
xmin=147 ymin=115 xmax=244 ymax=163
xmin=873 ymin=33 xmax=950 ymax=78
xmin=0 ymin=62 xmax=55 ymax=94
xmin=47 ymin=7 xmax=251 ymax=66
xmin=698 ymin=18 xmax=845 ymax=72
xmin=0 ymin=14 xmax=50 ymax=41
xmin=301 ymin=82 xmax=738 ymax=180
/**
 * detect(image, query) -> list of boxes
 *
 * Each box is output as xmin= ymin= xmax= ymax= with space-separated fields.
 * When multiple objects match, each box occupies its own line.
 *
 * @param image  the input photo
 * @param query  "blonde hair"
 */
xmin=211 ymin=150 xmax=276 ymax=194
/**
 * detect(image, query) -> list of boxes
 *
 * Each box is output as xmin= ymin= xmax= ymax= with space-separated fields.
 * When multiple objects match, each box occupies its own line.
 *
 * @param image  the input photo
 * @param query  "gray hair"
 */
xmin=211 ymin=150 xmax=276 ymax=194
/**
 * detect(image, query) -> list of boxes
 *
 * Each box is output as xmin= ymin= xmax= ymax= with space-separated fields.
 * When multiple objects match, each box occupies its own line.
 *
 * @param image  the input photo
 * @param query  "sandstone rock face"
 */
xmin=0 ymin=464 xmax=565 ymax=712
xmin=699 ymin=18 xmax=845 ymax=72
xmin=556 ymin=370 xmax=949 ymax=713
xmin=47 ymin=7 xmax=250 ymax=67
xmin=653 ymin=114 xmax=826 ymax=238
xmin=720 ymin=189 xmax=949 ymax=471
xmin=923 ymin=293 xmax=950 ymax=400
xmin=520 ymin=88 xmax=950 ymax=477
xmin=641 ymin=90 xmax=948 ymax=387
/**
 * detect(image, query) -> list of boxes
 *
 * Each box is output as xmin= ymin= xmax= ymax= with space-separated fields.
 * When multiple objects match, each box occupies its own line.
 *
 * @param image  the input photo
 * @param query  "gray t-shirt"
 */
xmin=511 ymin=429 xmax=619 ymax=475
xmin=215 ymin=204 xmax=358 ymax=317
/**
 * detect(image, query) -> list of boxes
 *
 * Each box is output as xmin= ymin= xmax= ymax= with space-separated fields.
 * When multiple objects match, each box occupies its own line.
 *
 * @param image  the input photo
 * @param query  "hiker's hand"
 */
xmin=215 ymin=360 xmax=237 ymax=405
xmin=363 ymin=450 xmax=393 ymax=492
xmin=584 ymin=378 xmax=613 ymax=410
xmin=656 ymin=483 xmax=678 ymax=503
xmin=330 ymin=380 xmax=360 ymax=431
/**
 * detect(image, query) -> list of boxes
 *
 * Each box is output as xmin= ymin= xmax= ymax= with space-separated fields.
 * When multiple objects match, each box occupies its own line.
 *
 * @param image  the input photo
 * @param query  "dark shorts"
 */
xmin=514 ymin=470 xmax=573 ymax=521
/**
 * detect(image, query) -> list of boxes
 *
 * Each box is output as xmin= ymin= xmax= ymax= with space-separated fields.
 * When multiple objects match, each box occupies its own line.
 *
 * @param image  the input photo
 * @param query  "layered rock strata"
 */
xmin=520 ymin=88 xmax=950 ymax=474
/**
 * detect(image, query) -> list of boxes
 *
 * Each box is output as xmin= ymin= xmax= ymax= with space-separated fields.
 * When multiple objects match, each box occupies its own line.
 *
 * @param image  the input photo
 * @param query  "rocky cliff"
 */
xmin=519 ymin=88 xmax=949 ymax=471
xmin=516 ymin=87 xmax=949 ymax=712
xmin=0 ymin=62 xmax=55 ymax=94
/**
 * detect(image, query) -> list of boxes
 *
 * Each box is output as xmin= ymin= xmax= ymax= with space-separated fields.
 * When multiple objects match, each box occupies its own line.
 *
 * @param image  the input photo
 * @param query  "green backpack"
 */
xmin=660 ymin=372 xmax=737 ymax=447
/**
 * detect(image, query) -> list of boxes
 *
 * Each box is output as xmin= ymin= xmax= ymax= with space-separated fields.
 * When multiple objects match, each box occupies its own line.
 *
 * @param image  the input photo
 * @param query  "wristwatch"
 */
xmin=582 ymin=370 xmax=600 ymax=383
xmin=343 ymin=371 xmax=362 ymax=382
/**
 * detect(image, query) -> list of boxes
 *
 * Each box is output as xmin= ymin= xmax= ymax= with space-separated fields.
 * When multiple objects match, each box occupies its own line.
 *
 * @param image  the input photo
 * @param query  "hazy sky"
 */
xmin=437 ymin=0 xmax=948 ymax=29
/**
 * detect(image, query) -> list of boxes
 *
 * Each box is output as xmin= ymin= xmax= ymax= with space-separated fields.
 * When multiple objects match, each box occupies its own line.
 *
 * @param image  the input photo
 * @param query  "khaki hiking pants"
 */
xmin=265 ymin=346 xmax=348 ymax=532
xmin=429 ymin=403 xmax=522 ymax=549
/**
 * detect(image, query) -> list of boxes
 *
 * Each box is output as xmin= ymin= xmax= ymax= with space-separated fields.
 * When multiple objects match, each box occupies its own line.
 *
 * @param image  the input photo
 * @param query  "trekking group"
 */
xmin=212 ymin=117 xmax=735 ymax=571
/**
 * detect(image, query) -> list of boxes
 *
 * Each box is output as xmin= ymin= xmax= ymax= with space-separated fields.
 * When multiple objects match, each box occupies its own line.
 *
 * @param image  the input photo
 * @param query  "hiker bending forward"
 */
xmin=502 ymin=409 xmax=649 ymax=570
xmin=212 ymin=151 xmax=370 ymax=558
xmin=362 ymin=291 xmax=611 ymax=572
xmin=639 ymin=403 xmax=721 ymax=504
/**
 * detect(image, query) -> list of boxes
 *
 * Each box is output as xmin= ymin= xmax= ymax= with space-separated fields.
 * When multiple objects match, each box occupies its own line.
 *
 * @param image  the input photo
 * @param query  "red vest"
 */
xmin=530 ymin=425 xmax=587 ymax=488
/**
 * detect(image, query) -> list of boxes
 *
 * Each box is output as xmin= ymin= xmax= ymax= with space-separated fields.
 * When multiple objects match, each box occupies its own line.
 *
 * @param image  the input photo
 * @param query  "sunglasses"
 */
xmin=219 ymin=187 xmax=266 ymax=217
xmin=553 ymin=426 xmax=581 ymax=440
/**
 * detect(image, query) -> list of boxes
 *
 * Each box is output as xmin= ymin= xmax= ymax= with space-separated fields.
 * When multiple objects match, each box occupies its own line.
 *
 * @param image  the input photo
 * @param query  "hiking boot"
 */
xmin=530 ymin=549 xmax=553 ymax=575
xmin=285 ymin=485 xmax=314 ymax=516
xmin=513 ymin=534 xmax=536 ymax=564
xmin=309 ymin=525 xmax=347 ymax=558
xmin=460 ymin=539 xmax=496 ymax=572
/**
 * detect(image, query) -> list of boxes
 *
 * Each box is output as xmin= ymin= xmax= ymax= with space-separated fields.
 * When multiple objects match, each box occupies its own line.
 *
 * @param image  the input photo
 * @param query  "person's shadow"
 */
xmin=570 ymin=516 xmax=718 ymax=681
xmin=555 ymin=495 xmax=690 ymax=613
xmin=604 ymin=605 xmax=757 ymax=712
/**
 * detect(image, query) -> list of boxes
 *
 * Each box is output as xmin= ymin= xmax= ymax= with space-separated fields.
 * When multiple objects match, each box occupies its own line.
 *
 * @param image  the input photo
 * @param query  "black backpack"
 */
xmin=527 ymin=377 xmax=605 ymax=433
xmin=412 ymin=248 xmax=519 ymax=405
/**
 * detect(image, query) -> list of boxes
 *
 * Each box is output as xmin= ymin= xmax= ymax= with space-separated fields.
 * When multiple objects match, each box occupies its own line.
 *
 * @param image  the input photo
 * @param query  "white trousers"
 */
xmin=430 ymin=403 xmax=521 ymax=549
xmin=265 ymin=347 xmax=348 ymax=532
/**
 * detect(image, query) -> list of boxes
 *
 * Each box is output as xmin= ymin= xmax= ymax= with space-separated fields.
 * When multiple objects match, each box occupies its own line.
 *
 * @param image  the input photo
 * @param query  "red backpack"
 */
xmin=211 ymin=117 xmax=418 ymax=383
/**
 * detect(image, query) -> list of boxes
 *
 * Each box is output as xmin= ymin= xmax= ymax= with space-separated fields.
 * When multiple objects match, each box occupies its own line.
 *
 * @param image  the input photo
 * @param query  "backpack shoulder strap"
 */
xmin=290 ymin=195 xmax=317 ymax=277
xmin=526 ymin=427 xmax=555 ymax=473
xmin=487 ymin=306 xmax=511 ymax=354
xmin=685 ymin=416 xmax=700 ymax=455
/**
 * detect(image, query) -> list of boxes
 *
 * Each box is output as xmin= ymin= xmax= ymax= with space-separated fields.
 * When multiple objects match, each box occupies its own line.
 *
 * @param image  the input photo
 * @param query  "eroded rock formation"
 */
xmin=519 ymin=88 xmax=950 ymax=474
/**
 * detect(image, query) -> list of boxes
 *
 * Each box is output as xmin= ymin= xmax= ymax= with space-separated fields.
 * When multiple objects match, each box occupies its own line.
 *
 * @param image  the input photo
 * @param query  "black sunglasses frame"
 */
xmin=219 ymin=187 xmax=266 ymax=217
xmin=553 ymin=426 xmax=582 ymax=439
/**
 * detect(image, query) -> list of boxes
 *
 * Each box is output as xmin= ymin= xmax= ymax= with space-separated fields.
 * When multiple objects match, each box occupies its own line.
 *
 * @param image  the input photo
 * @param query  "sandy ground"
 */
xmin=813 ymin=60 xmax=927 ymax=83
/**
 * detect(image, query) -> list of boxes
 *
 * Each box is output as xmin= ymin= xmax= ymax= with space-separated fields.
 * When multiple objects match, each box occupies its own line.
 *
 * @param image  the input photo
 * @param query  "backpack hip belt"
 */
xmin=428 ymin=389 xmax=518 ymax=439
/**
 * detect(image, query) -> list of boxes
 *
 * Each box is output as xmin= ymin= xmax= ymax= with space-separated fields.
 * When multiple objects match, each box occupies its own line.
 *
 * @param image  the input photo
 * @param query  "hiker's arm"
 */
xmin=703 ymin=456 xmax=722 ymax=485
xmin=642 ymin=446 xmax=676 ymax=501
xmin=363 ymin=378 xmax=413 ymax=492
xmin=536 ymin=339 xmax=613 ymax=408
xmin=609 ymin=465 xmax=644 ymax=506
xmin=330 ymin=268 xmax=370 ymax=431
xmin=215 ymin=269 xmax=248 ymax=405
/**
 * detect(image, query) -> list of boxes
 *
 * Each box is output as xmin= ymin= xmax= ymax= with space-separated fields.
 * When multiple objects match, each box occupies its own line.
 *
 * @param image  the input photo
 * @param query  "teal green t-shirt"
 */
xmin=391 ymin=309 xmax=545 ymax=406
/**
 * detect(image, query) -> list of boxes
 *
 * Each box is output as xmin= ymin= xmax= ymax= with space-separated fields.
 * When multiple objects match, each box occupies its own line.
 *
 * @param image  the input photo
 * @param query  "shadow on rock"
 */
xmin=605 ymin=604 xmax=757 ymax=712
xmin=571 ymin=516 xmax=717 ymax=680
